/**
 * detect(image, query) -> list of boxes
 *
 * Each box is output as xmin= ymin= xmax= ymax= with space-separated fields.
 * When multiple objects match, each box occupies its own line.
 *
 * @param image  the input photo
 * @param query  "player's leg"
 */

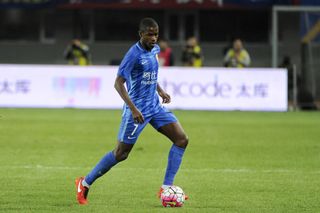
xmin=76 ymin=113 xmax=149 ymax=204
xmin=150 ymin=108 xmax=188 ymax=196
xmin=157 ymin=121 xmax=189 ymax=199
xmin=84 ymin=113 xmax=148 ymax=184
xmin=158 ymin=122 xmax=188 ymax=148
xmin=76 ymin=146 xmax=119 ymax=205
xmin=158 ymin=121 xmax=188 ymax=186
xmin=84 ymin=141 xmax=134 ymax=186
xmin=76 ymin=142 xmax=134 ymax=205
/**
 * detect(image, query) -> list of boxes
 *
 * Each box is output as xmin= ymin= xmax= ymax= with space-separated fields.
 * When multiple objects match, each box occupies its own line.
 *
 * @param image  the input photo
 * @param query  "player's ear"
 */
xmin=138 ymin=30 xmax=143 ymax=38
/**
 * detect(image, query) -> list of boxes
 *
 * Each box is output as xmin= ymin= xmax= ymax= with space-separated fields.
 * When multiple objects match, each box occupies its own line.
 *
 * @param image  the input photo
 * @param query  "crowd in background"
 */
xmin=64 ymin=37 xmax=251 ymax=69
xmin=63 ymin=37 xmax=318 ymax=111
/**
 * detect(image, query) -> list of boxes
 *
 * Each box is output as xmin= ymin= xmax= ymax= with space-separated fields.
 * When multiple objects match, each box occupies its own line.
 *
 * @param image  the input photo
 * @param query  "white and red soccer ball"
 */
xmin=160 ymin=186 xmax=185 ymax=207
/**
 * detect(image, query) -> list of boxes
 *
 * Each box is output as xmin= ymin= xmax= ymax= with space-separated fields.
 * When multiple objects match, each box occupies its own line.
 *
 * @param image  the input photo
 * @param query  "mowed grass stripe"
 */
xmin=2 ymin=165 xmax=320 ymax=174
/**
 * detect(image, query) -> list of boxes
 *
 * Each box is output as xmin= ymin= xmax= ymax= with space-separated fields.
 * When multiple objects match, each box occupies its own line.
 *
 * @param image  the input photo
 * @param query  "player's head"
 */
xmin=139 ymin=18 xmax=159 ymax=50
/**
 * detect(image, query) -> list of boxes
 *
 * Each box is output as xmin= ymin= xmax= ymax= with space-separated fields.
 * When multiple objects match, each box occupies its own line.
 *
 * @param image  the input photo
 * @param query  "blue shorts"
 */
xmin=117 ymin=106 xmax=177 ymax=144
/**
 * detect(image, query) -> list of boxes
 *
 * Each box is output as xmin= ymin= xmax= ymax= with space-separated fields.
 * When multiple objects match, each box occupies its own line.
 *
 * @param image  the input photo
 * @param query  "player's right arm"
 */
xmin=114 ymin=76 xmax=144 ymax=124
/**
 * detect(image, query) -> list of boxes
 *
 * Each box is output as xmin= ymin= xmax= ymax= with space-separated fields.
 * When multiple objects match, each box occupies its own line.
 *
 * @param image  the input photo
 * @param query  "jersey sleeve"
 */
xmin=117 ymin=51 xmax=137 ymax=81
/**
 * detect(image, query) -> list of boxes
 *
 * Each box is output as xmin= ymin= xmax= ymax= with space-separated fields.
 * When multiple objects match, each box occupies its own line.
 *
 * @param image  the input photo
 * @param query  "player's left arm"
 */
xmin=157 ymin=83 xmax=171 ymax=104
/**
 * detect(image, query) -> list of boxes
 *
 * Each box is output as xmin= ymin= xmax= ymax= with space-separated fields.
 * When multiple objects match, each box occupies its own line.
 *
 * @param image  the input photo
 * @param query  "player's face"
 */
xmin=140 ymin=27 xmax=159 ymax=50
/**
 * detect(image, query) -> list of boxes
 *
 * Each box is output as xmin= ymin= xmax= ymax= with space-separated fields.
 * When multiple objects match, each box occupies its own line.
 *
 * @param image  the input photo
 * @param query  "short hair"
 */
xmin=139 ymin=18 xmax=158 ymax=32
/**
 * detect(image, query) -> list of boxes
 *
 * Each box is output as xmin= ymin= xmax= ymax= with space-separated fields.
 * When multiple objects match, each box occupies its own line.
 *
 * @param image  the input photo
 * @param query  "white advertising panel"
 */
xmin=0 ymin=64 xmax=122 ymax=108
xmin=0 ymin=64 xmax=287 ymax=111
xmin=158 ymin=67 xmax=288 ymax=111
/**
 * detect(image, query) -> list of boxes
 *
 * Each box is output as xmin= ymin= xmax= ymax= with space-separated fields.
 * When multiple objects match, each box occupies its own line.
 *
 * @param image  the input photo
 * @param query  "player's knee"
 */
xmin=114 ymin=141 xmax=133 ymax=162
xmin=114 ymin=149 xmax=130 ymax=162
xmin=175 ymin=135 xmax=189 ymax=149
xmin=115 ymin=151 xmax=129 ymax=162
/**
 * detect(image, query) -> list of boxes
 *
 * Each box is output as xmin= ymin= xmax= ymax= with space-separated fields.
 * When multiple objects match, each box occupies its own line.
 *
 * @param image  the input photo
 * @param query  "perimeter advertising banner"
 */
xmin=0 ymin=64 xmax=287 ymax=111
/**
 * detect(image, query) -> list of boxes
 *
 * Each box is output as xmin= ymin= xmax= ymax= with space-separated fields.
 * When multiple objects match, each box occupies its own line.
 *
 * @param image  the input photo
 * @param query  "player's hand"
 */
xmin=159 ymin=91 xmax=171 ymax=104
xmin=131 ymin=107 xmax=144 ymax=124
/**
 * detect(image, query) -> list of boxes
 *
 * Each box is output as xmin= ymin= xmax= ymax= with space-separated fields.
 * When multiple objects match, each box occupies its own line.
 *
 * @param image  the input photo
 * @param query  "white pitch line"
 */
xmin=1 ymin=165 xmax=320 ymax=174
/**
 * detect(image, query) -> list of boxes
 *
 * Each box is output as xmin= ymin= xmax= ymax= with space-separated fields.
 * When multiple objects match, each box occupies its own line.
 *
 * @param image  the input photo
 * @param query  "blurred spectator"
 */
xmin=224 ymin=38 xmax=250 ymax=68
xmin=158 ymin=39 xmax=174 ymax=66
xmin=222 ymin=36 xmax=236 ymax=56
xmin=181 ymin=37 xmax=203 ymax=67
xmin=64 ymin=39 xmax=91 ymax=66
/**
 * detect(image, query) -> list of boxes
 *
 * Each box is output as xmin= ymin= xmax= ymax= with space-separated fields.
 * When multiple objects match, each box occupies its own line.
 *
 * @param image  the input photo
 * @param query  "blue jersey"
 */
xmin=117 ymin=42 xmax=161 ymax=117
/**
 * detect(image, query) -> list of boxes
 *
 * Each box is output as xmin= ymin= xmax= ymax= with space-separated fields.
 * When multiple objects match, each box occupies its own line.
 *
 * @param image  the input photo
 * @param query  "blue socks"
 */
xmin=85 ymin=151 xmax=118 ymax=185
xmin=84 ymin=145 xmax=185 ymax=186
xmin=163 ymin=144 xmax=185 ymax=185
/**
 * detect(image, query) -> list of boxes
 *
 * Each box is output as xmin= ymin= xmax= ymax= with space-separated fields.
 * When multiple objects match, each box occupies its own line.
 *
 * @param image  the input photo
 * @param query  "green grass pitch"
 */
xmin=0 ymin=108 xmax=320 ymax=212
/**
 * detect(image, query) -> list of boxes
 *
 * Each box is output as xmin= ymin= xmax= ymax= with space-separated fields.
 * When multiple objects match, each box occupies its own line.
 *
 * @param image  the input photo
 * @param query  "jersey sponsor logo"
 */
xmin=141 ymin=60 xmax=148 ymax=65
xmin=143 ymin=72 xmax=151 ymax=79
xmin=141 ymin=71 xmax=157 ymax=85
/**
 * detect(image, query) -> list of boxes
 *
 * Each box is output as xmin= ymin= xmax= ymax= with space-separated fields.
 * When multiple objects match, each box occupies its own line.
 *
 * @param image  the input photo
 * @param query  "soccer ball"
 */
xmin=160 ymin=186 xmax=185 ymax=207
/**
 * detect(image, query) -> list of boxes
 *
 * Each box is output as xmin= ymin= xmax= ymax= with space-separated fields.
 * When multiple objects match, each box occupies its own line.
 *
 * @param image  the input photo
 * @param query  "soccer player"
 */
xmin=75 ymin=17 xmax=189 ymax=205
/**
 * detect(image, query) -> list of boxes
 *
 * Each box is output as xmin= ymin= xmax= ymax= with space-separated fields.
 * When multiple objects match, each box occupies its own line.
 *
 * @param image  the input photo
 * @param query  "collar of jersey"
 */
xmin=136 ymin=41 xmax=152 ymax=53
